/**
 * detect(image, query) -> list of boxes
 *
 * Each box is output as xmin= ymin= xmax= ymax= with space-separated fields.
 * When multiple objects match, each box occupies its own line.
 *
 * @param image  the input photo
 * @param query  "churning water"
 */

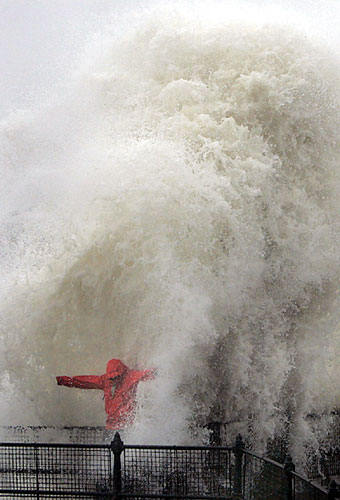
xmin=1 ymin=0 xmax=340 ymax=464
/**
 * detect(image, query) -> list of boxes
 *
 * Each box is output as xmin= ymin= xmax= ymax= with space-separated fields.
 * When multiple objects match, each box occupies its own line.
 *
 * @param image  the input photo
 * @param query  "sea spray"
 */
xmin=1 ymin=12 xmax=340 ymax=463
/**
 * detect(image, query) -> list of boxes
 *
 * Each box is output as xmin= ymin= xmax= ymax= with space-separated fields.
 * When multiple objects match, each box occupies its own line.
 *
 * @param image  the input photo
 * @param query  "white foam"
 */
xmin=1 ymin=2 xmax=340 ymax=463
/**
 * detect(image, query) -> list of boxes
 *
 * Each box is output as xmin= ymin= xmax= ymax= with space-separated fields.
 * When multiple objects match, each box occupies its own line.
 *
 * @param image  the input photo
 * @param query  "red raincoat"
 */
xmin=56 ymin=359 xmax=155 ymax=429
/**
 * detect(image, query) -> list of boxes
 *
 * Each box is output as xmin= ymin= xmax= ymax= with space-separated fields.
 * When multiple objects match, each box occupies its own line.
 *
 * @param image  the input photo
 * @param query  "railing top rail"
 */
xmin=0 ymin=441 xmax=111 ymax=449
xmin=0 ymin=489 xmax=114 ymax=498
xmin=0 ymin=425 xmax=108 ymax=430
xmin=124 ymin=444 xmax=233 ymax=451
xmin=120 ymin=494 xmax=231 ymax=499
xmin=243 ymin=448 xmax=286 ymax=470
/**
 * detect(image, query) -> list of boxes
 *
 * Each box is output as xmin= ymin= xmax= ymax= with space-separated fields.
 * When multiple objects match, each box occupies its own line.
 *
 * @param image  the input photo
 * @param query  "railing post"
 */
xmin=328 ymin=480 xmax=340 ymax=499
xmin=111 ymin=432 xmax=124 ymax=499
xmin=34 ymin=444 xmax=40 ymax=500
xmin=320 ymin=456 xmax=329 ymax=486
xmin=233 ymin=433 xmax=244 ymax=500
xmin=284 ymin=454 xmax=295 ymax=500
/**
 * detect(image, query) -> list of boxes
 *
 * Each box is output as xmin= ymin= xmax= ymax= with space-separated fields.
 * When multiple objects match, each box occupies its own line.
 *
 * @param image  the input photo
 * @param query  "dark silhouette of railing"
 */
xmin=0 ymin=432 xmax=338 ymax=499
xmin=307 ymin=448 xmax=340 ymax=488
xmin=241 ymin=446 xmax=332 ymax=500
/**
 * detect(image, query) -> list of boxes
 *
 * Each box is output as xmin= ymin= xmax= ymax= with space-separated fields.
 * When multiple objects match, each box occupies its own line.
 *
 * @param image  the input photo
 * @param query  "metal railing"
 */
xmin=308 ymin=449 xmax=340 ymax=487
xmin=0 ymin=432 xmax=338 ymax=499
xmin=241 ymin=446 xmax=333 ymax=500
xmin=121 ymin=443 xmax=234 ymax=498
xmin=0 ymin=441 xmax=114 ymax=498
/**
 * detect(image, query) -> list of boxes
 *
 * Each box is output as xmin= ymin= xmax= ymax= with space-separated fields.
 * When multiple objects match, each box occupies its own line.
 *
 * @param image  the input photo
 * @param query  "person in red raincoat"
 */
xmin=56 ymin=359 xmax=155 ymax=429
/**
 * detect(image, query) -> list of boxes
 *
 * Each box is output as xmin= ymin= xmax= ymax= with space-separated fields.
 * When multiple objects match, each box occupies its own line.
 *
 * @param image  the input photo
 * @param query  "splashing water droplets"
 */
xmin=1 ymin=7 xmax=340 ymax=461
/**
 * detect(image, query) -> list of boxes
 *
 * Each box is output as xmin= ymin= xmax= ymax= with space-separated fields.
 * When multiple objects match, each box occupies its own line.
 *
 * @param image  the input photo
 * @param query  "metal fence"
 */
xmin=122 ymin=444 xmax=234 ymax=499
xmin=242 ymin=451 xmax=287 ymax=500
xmin=241 ymin=447 xmax=334 ymax=500
xmin=0 ymin=442 xmax=114 ymax=498
xmin=308 ymin=449 xmax=340 ymax=487
xmin=0 ymin=432 xmax=338 ymax=499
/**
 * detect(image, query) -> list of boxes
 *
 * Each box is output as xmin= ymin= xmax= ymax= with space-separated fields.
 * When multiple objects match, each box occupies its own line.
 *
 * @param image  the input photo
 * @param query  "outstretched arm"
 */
xmin=133 ymin=368 xmax=157 ymax=383
xmin=144 ymin=368 xmax=157 ymax=380
xmin=56 ymin=375 xmax=105 ymax=390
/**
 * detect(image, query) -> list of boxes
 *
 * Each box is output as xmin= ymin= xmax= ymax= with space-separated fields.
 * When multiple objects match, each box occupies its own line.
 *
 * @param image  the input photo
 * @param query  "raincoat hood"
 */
xmin=106 ymin=359 xmax=128 ymax=378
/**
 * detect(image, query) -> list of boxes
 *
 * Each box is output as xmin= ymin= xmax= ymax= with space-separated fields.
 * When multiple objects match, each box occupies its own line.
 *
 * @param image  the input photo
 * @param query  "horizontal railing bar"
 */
xmin=120 ymin=494 xmax=232 ymax=499
xmin=124 ymin=445 xmax=233 ymax=451
xmin=0 ymin=489 xmax=114 ymax=497
xmin=0 ymin=426 xmax=108 ymax=430
xmin=243 ymin=449 xmax=285 ymax=469
xmin=0 ymin=442 xmax=111 ymax=449
xmin=0 ymin=468 xmax=108 ymax=474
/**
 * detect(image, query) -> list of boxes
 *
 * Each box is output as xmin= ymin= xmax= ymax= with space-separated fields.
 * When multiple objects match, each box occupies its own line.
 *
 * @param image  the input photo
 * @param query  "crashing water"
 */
xmin=1 ymin=2 xmax=340 ymax=465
